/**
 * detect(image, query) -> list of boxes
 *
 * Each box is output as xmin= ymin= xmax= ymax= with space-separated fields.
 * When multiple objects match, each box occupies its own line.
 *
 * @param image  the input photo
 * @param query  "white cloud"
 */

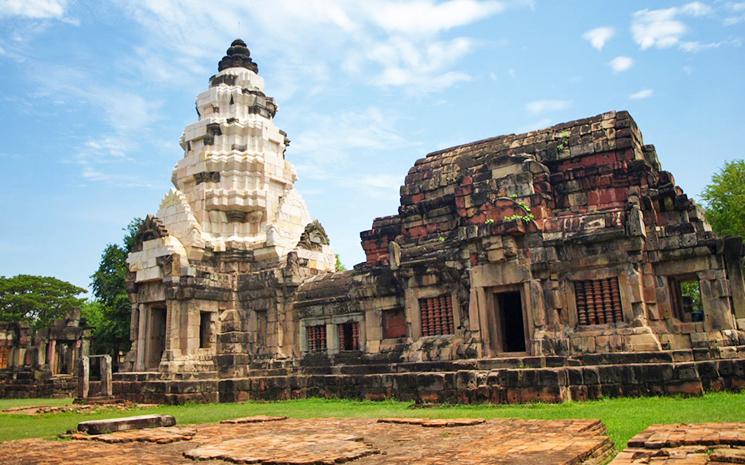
xmin=609 ymin=56 xmax=634 ymax=72
xmin=632 ymin=8 xmax=687 ymax=50
xmin=0 ymin=0 xmax=66 ymax=19
xmin=629 ymin=89 xmax=654 ymax=100
xmin=366 ymin=36 xmax=473 ymax=92
xmin=680 ymin=1 xmax=713 ymax=16
xmin=679 ymin=41 xmax=721 ymax=52
xmin=631 ymin=2 xmax=716 ymax=50
xmin=525 ymin=99 xmax=571 ymax=115
xmin=28 ymin=64 xmax=163 ymax=186
xmin=369 ymin=0 xmax=504 ymax=36
xmin=724 ymin=3 xmax=745 ymax=25
xmin=582 ymin=27 xmax=615 ymax=50
xmin=118 ymin=0 xmax=526 ymax=95
xmin=292 ymin=107 xmax=415 ymax=178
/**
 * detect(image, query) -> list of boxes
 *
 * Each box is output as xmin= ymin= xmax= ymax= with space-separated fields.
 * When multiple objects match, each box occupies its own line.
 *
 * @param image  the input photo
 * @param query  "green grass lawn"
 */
xmin=1 ymin=392 xmax=744 ymax=450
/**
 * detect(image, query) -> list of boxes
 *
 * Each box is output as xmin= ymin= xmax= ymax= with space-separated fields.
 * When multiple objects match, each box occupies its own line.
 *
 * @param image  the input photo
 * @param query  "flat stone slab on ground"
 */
xmin=610 ymin=423 xmax=745 ymax=464
xmin=220 ymin=415 xmax=287 ymax=424
xmin=78 ymin=414 xmax=176 ymax=434
xmin=0 ymin=417 xmax=614 ymax=465
xmin=185 ymin=432 xmax=377 ymax=464
xmin=71 ymin=427 xmax=196 ymax=444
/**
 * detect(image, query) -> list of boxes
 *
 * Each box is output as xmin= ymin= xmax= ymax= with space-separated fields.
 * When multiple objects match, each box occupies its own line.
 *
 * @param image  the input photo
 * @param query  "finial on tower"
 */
xmin=217 ymin=38 xmax=258 ymax=73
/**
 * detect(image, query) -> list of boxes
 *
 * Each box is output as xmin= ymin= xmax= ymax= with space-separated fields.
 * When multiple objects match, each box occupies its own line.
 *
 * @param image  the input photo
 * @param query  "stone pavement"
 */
xmin=610 ymin=423 xmax=745 ymax=464
xmin=0 ymin=417 xmax=614 ymax=465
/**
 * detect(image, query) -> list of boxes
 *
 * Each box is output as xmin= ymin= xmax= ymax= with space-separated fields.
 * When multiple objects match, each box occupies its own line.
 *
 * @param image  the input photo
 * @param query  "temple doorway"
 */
xmin=494 ymin=291 xmax=526 ymax=353
xmin=146 ymin=306 xmax=167 ymax=370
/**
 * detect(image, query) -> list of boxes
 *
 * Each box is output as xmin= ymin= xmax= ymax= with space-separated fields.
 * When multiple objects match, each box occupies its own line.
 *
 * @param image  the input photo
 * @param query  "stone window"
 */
xmin=419 ymin=295 xmax=455 ymax=336
xmin=382 ymin=308 xmax=407 ymax=339
xmin=199 ymin=311 xmax=211 ymax=349
xmin=306 ymin=324 xmax=327 ymax=353
xmin=194 ymin=171 xmax=220 ymax=184
xmin=226 ymin=211 xmax=248 ymax=222
xmin=337 ymin=322 xmax=360 ymax=351
xmin=574 ymin=278 xmax=623 ymax=325
xmin=669 ymin=275 xmax=704 ymax=322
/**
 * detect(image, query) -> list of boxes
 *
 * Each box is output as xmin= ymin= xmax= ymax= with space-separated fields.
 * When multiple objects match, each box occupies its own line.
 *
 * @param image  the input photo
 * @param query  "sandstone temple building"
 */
xmin=118 ymin=40 xmax=745 ymax=404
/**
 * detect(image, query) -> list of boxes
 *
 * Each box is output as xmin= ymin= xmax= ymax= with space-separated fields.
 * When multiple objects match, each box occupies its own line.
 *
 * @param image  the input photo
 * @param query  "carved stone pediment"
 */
xmin=297 ymin=220 xmax=330 ymax=251
xmin=132 ymin=215 xmax=169 ymax=252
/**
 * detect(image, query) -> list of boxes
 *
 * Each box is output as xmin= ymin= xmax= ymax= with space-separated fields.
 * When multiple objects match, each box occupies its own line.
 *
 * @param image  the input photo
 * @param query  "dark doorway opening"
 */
xmin=147 ymin=307 xmax=167 ymax=370
xmin=497 ymin=291 xmax=526 ymax=352
xmin=199 ymin=312 xmax=211 ymax=349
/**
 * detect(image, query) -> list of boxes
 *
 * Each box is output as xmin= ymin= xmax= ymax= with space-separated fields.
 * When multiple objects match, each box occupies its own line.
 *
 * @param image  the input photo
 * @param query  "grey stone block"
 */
xmin=77 ymin=414 xmax=176 ymax=435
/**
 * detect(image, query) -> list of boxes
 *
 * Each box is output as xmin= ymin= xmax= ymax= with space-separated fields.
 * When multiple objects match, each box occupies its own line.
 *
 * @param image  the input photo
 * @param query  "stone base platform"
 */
xmin=112 ymin=348 xmax=745 ymax=405
xmin=610 ymin=423 xmax=745 ymax=464
xmin=0 ymin=418 xmax=614 ymax=465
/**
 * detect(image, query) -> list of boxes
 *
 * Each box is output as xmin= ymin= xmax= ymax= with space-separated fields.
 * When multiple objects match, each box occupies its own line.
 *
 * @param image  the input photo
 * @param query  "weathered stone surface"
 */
xmin=0 ymin=310 xmax=91 ymax=399
xmin=0 ymin=417 xmax=614 ymax=465
xmin=611 ymin=423 xmax=745 ymax=465
xmin=72 ymin=427 xmax=196 ymax=444
xmin=184 ymin=432 xmax=378 ymax=464
xmin=77 ymin=414 xmax=176 ymax=435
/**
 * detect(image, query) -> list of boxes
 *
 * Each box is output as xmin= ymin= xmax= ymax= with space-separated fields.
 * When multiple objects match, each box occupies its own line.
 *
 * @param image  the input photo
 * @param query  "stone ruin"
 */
xmin=117 ymin=39 xmax=745 ymax=404
xmin=0 ymin=309 xmax=90 ymax=398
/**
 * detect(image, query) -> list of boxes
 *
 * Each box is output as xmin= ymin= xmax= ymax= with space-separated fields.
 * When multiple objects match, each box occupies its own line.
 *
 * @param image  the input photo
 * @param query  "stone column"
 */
xmin=77 ymin=356 xmax=89 ymax=399
xmin=100 ymin=355 xmax=113 ymax=397
xmin=136 ymin=304 xmax=147 ymax=371
xmin=47 ymin=339 xmax=57 ymax=375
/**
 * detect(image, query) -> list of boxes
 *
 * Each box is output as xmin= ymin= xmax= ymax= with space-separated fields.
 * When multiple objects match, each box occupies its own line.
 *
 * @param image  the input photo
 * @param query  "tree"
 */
xmin=87 ymin=218 xmax=143 ymax=360
xmin=335 ymin=254 xmax=346 ymax=272
xmin=0 ymin=275 xmax=86 ymax=329
xmin=702 ymin=160 xmax=745 ymax=238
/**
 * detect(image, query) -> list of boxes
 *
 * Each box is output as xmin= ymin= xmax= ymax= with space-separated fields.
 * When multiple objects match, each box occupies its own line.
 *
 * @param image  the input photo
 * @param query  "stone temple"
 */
xmin=118 ymin=39 xmax=745 ymax=404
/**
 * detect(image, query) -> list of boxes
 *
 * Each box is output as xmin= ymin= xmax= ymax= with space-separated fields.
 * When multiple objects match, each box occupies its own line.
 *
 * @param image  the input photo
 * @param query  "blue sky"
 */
xmin=0 ymin=0 xmax=743 ymax=291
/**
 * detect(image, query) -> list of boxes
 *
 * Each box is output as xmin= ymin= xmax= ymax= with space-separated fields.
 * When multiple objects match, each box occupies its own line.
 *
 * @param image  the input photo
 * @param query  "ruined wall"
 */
xmin=0 ymin=314 xmax=90 ymax=398
xmin=295 ymin=111 xmax=745 ymax=363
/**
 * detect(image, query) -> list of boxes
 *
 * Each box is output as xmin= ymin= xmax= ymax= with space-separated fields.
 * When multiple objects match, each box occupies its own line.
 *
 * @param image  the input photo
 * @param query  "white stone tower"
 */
xmin=129 ymin=39 xmax=335 ymax=276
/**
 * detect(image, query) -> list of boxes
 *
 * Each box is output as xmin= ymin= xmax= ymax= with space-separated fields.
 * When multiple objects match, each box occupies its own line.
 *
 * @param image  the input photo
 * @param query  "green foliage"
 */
xmin=702 ymin=160 xmax=745 ymax=238
xmin=680 ymin=280 xmax=702 ymax=311
xmin=504 ymin=195 xmax=536 ymax=224
xmin=87 ymin=218 xmax=143 ymax=359
xmin=335 ymin=254 xmax=346 ymax=272
xmin=0 ymin=275 xmax=86 ymax=330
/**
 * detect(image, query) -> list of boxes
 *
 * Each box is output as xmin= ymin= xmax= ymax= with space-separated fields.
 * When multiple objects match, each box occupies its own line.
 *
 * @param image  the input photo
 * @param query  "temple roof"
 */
xmin=217 ymin=38 xmax=259 ymax=73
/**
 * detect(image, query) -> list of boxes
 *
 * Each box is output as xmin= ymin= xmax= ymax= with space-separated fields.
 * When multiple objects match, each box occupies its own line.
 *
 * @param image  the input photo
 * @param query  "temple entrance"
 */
xmin=494 ymin=291 xmax=526 ymax=353
xmin=54 ymin=342 xmax=73 ymax=375
xmin=146 ymin=306 xmax=167 ymax=370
